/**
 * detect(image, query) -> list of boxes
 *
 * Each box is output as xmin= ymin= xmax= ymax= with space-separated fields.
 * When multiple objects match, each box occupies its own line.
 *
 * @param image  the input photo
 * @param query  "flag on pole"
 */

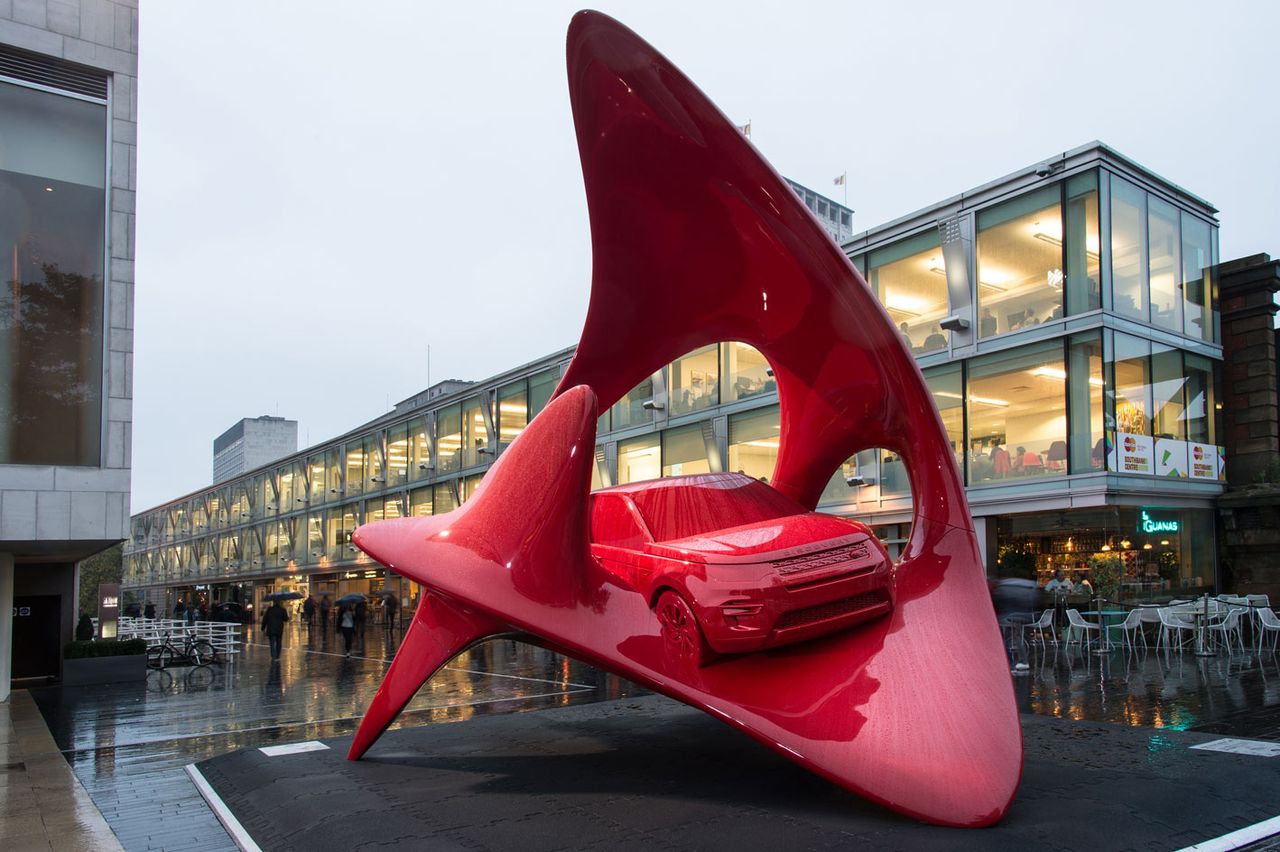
xmin=735 ymin=121 xmax=751 ymax=138
xmin=833 ymin=172 xmax=846 ymax=186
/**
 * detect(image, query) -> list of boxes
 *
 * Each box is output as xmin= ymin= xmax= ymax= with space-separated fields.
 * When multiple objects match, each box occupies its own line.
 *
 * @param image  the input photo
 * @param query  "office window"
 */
xmin=408 ymin=416 xmax=431 ymax=480
xmin=967 ymin=341 xmax=1066 ymax=480
xmin=661 ymin=424 xmax=711 ymax=477
xmin=460 ymin=397 xmax=489 ymax=468
xmin=0 ymin=81 xmax=108 ymax=465
xmin=1067 ymin=332 xmax=1105 ymax=472
xmin=306 ymin=512 xmax=324 ymax=562
xmin=867 ymin=230 xmax=948 ymax=353
xmin=409 ymin=486 xmax=433 ymax=517
xmin=1111 ymin=333 xmax=1152 ymax=437
xmin=528 ymin=368 xmax=559 ymax=418
xmin=818 ymin=456 xmax=860 ymax=506
xmin=924 ymin=364 xmax=964 ymax=477
xmin=727 ymin=404 xmax=779 ymax=482
xmin=617 ymin=434 xmax=660 ymax=484
xmin=1110 ymin=177 xmax=1147 ymax=321
xmin=1152 ymin=346 xmax=1185 ymax=440
xmin=432 ymin=482 xmax=458 ymax=514
xmin=1182 ymin=214 xmax=1214 ymax=341
xmin=387 ymin=424 xmax=409 ymax=487
xmin=611 ymin=376 xmax=654 ymax=430
xmin=976 ymin=186 xmax=1063 ymax=338
xmin=1064 ymin=172 xmax=1101 ymax=314
xmin=669 ymin=345 xmax=720 ymax=416
xmin=1148 ymin=196 xmax=1181 ymax=331
xmin=497 ymin=380 xmax=528 ymax=449
xmin=436 ymin=404 xmax=462 ymax=472
xmin=345 ymin=444 xmax=366 ymax=497
xmin=1183 ymin=353 xmax=1217 ymax=444
xmin=722 ymin=343 xmax=774 ymax=402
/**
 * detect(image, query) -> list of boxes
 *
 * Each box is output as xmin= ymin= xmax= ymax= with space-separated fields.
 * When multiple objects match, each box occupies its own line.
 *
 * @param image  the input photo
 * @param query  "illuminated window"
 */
xmin=617 ymin=434 xmax=660 ymax=484
xmin=867 ymin=230 xmax=948 ymax=353
xmin=976 ymin=186 xmax=1063 ymax=338
xmin=722 ymin=343 xmax=773 ymax=402
xmin=669 ymin=345 xmax=720 ymax=416
xmin=727 ymin=405 xmax=779 ymax=482
xmin=967 ymin=341 xmax=1066 ymax=481
xmin=661 ymin=424 xmax=711 ymax=477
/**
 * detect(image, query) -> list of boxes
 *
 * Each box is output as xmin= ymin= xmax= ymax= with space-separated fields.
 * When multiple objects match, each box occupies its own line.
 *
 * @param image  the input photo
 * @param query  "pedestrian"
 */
xmin=337 ymin=603 xmax=356 ymax=657
xmin=303 ymin=596 xmax=315 ymax=626
xmin=319 ymin=595 xmax=331 ymax=628
xmin=384 ymin=594 xmax=398 ymax=628
xmin=143 ymin=601 xmax=155 ymax=620
xmin=174 ymin=599 xmax=186 ymax=619
xmin=261 ymin=599 xmax=289 ymax=661
xmin=993 ymin=566 xmax=1038 ymax=673
xmin=355 ymin=598 xmax=367 ymax=637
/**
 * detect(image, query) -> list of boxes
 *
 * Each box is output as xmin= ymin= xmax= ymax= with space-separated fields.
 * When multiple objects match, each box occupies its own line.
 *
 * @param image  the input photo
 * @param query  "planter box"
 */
xmin=62 ymin=654 xmax=148 ymax=686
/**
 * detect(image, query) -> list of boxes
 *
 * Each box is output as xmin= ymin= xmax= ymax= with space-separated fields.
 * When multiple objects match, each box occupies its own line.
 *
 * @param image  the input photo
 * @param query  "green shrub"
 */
xmin=63 ymin=638 xmax=147 ymax=659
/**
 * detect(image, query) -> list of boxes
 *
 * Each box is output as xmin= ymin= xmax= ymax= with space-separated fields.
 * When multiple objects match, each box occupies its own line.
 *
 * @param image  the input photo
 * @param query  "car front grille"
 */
xmin=770 ymin=540 xmax=871 ymax=576
xmin=774 ymin=592 xmax=887 ymax=630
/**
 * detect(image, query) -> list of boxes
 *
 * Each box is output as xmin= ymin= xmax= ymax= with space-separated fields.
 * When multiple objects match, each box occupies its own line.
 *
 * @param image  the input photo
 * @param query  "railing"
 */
xmin=117 ymin=617 xmax=243 ymax=658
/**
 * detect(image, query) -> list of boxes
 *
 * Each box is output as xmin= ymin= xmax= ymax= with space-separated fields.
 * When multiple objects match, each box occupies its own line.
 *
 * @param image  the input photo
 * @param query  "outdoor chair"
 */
xmin=1157 ymin=607 xmax=1196 ymax=651
xmin=1107 ymin=609 xmax=1147 ymax=650
xmin=1064 ymin=609 xmax=1101 ymax=650
xmin=1206 ymin=608 xmax=1244 ymax=653
xmin=1257 ymin=607 xmax=1280 ymax=653
xmin=1022 ymin=609 xmax=1056 ymax=650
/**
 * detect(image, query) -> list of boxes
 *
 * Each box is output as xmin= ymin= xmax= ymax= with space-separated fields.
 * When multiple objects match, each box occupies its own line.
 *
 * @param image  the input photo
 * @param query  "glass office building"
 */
xmin=123 ymin=143 xmax=1224 ymax=610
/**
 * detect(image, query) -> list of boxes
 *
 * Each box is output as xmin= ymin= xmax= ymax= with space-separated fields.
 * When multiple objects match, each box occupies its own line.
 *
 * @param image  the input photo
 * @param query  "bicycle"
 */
xmin=147 ymin=631 xmax=219 ymax=669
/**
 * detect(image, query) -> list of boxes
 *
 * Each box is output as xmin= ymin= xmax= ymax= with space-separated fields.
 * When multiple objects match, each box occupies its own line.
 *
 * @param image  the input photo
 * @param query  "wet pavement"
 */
xmin=28 ymin=622 xmax=641 ymax=851
xmin=23 ymin=622 xmax=1280 ymax=851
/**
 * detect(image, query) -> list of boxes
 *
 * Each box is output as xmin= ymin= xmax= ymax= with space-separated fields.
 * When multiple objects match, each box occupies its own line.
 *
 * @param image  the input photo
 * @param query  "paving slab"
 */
xmin=194 ymin=694 xmax=1280 ymax=852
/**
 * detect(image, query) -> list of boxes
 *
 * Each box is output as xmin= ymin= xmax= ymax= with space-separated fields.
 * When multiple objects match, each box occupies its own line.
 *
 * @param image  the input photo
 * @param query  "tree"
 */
xmin=78 ymin=543 xmax=123 ymax=617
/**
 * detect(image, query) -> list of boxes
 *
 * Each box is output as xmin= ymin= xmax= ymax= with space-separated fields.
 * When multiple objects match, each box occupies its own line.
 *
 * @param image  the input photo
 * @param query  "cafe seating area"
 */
xmin=1005 ymin=593 xmax=1277 ymax=661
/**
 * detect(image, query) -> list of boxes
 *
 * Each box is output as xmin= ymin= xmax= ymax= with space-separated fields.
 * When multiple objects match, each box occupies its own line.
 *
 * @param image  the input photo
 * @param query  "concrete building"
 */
xmin=1 ymin=1 xmax=138 ymax=699
xmin=123 ymin=144 xmax=1231 ymax=613
xmin=786 ymin=178 xmax=854 ymax=243
xmin=213 ymin=416 xmax=298 ymax=484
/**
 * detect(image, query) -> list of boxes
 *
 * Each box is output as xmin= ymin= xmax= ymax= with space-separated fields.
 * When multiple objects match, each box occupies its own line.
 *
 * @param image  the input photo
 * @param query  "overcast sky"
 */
xmin=131 ymin=0 xmax=1279 ymax=512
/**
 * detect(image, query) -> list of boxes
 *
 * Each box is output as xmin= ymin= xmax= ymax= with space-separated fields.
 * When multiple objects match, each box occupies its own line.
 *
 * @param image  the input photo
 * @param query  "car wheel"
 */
xmin=656 ymin=590 xmax=714 ymax=668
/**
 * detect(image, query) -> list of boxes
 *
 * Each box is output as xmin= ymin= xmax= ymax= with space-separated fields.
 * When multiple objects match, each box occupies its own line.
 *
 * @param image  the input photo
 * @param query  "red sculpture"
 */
xmin=348 ymin=11 xmax=1021 ymax=828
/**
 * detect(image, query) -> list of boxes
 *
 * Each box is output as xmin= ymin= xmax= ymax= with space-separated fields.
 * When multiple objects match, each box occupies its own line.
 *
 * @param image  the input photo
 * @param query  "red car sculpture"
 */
xmin=590 ymin=473 xmax=893 ymax=664
xmin=345 ymin=11 xmax=1021 ymax=829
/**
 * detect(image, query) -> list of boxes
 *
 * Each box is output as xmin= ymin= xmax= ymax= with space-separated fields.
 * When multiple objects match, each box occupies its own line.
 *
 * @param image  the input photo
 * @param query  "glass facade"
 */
xmin=0 ymin=80 xmax=108 ymax=465
xmin=123 ymin=147 xmax=1226 ymax=605
xmin=976 ymin=186 xmax=1063 ymax=338
xmin=868 ymin=231 xmax=948 ymax=353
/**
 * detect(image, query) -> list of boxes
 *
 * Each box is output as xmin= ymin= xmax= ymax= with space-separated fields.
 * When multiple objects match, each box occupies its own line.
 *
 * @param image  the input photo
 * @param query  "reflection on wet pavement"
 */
xmin=27 ymin=622 xmax=1280 ymax=851
xmin=30 ymin=623 xmax=642 ymax=851
xmin=1015 ymin=644 xmax=1280 ymax=740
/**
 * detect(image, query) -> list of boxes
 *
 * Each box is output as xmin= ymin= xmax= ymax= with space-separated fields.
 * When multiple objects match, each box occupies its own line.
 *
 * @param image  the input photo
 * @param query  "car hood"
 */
xmin=643 ymin=513 xmax=871 ymax=564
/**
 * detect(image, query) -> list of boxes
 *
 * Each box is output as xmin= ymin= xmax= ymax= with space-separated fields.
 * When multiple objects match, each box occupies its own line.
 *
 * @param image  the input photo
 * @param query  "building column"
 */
xmin=1218 ymin=253 xmax=1280 ymax=483
xmin=1217 ymin=254 xmax=1280 ymax=600
xmin=0 ymin=553 xmax=13 ymax=703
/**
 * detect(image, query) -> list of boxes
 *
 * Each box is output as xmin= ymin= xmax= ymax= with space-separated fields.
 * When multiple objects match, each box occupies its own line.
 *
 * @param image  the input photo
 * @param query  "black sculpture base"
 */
xmin=191 ymin=695 xmax=1280 ymax=851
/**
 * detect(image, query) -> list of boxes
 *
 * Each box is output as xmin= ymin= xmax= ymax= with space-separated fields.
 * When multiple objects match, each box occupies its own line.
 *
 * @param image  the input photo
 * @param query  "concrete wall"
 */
xmin=0 ymin=0 xmax=138 ymax=551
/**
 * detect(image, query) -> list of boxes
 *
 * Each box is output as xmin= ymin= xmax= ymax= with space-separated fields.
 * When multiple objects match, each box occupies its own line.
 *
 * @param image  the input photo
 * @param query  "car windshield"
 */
xmin=620 ymin=473 xmax=804 ymax=542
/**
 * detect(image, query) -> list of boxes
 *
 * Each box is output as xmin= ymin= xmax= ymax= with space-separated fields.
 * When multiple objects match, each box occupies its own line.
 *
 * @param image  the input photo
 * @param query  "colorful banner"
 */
xmin=1109 ymin=431 xmax=1153 ymax=475
xmin=1188 ymin=442 xmax=1217 ymax=480
xmin=1154 ymin=438 xmax=1188 ymax=478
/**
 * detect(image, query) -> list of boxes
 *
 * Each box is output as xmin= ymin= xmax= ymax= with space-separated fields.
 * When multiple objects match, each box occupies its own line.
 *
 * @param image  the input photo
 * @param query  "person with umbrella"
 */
xmin=380 ymin=591 xmax=398 ymax=629
xmin=335 ymin=593 xmax=363 ymax=657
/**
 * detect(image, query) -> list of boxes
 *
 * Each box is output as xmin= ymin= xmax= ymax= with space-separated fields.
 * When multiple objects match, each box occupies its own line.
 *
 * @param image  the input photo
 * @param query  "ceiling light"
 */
xmin=970 ymin=395 xmax=1009 ymax=407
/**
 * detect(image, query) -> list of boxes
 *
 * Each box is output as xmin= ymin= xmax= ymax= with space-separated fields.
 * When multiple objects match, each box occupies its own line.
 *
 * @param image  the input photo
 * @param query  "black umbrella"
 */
xmin=264 ymin=591 xmax=304 ymax=601
xmin=335 ymin=593 xmax=366 ymax=606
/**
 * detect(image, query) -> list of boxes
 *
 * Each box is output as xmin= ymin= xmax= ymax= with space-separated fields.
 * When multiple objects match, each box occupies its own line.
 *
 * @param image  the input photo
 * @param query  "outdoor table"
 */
xmin=1083 ymin=610 xmax=1124 ymax=654
xmin=1187 ymin=596 xmax=1217 ymax=657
